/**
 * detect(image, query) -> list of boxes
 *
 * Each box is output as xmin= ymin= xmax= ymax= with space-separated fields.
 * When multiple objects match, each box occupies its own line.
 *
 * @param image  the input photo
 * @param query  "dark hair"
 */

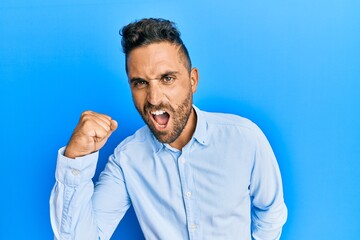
xmin=120 ymin=18 xmax=192 ymax=72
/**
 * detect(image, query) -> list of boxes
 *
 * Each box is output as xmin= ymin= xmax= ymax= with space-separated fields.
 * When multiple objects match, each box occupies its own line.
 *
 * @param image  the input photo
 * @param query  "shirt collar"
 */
xmin=192 ymin=105 xmax=208 ymax=146
xmin=152 ymin=105 xmax=209 ymax=153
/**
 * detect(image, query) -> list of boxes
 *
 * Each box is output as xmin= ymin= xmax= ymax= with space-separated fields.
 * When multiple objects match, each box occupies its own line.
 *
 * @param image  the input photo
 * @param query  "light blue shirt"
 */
xmin=50 ymin=106 xmax=287 ymax=240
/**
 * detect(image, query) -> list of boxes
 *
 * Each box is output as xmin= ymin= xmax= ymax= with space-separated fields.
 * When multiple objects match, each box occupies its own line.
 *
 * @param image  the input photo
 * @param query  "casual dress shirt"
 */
xmin=50 ymin=106 xmax=287 ymax=240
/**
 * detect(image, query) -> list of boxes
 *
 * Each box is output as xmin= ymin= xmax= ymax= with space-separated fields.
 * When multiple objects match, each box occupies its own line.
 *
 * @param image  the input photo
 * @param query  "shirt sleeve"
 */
xmin=249 ymin=129 xmax=288 ymax=240
xmin=49 ymin=147 xmax=131 ymax=240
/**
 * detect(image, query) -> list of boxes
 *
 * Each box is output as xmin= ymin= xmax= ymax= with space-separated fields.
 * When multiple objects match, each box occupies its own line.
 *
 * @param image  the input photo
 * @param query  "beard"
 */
xmin=135 ymin=91 xmax=193 ymax=144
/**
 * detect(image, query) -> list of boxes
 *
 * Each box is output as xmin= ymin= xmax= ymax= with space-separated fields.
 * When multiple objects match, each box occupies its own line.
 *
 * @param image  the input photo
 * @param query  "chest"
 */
xmin=123 ymin=142 xmax=254 ymax=215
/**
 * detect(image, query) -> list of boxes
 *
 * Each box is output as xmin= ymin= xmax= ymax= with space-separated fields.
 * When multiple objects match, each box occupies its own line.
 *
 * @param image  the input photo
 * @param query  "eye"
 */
xmin=132 ymin=80 xmax=148 ymax=89
xmin=162 ymin=75 xmax=175 ymax=84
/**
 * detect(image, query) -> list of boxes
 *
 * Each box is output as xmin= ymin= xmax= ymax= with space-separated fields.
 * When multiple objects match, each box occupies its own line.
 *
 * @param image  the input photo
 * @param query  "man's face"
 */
xmin=127 ymin=42 xmax=198 ymax=146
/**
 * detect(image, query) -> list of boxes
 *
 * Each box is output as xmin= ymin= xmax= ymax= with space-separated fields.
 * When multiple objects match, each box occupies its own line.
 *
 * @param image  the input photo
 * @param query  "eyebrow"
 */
xmin=129 ymin=71 xmax=179 ymax=83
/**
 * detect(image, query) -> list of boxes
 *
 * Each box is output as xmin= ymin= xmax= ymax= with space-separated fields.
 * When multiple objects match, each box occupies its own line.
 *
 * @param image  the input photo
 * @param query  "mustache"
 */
xmin=144 ymin=102 xmax=174 ymax=113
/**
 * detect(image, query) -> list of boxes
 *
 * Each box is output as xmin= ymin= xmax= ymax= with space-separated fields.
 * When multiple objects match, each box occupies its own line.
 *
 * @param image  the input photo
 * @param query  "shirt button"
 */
xmin=186 ymin=191 xmax=192 ymax=198
xmin=180 ymin=157 xmax=186 ymax=164
xmin=71 ymin=169 xmax=80 ymax=176
xmin=190 ymin=224 xmax=197 ymax=230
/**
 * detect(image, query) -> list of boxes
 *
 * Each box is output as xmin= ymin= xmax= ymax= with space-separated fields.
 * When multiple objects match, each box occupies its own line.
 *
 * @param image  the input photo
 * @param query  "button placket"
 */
xmin=179 ymin=157 xmax=186 ymax=164
xmin=190 ymin=223 xmax=197 ymax=231
xmin=177 ymin=151 xmax=200 ymax=239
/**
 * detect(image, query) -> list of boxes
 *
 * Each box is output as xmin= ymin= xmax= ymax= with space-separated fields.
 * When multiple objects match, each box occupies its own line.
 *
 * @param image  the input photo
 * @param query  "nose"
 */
xmin=146 ymin=82 xmax=163 ymax=106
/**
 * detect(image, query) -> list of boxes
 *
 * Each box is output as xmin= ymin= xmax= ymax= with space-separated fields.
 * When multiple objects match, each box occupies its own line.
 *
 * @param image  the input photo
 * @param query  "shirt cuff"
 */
xmin=55 ymin=146 xmax=99 ymax=187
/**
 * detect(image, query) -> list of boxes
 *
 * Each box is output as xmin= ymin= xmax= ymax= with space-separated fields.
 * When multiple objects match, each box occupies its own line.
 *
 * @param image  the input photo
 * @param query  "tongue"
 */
xmin=153 ymin=113 xmax=169 ymax=125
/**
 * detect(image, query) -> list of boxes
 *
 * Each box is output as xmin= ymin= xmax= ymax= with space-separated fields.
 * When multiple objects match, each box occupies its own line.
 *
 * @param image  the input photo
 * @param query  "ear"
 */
xmin=190 ymin=68 xmax=199 ymax=93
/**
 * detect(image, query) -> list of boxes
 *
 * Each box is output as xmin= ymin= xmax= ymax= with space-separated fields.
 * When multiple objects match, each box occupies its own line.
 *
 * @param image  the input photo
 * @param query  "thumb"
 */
xmin=110 ymin=119 xmax=118 ymax=132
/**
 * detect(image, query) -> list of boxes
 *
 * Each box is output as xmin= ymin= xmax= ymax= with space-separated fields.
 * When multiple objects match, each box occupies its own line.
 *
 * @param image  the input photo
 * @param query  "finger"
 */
xmin=80 ymin=111 xmax=115 ymax=139
xmin=92 ymin=112 xmax=111 ymax=121
xmin=84 ymin=122 xmax=109 ymax=140
xmin=92 ymin=115 xmax=112 ymax=132
xmin=93 ymin=114 xmax=117 ymax=134
xmin=91 ymin=111 xmax=112 ymax=122
xmin=102 ymin=120 xmax=118 ymax=141
xmin=110 ymin=119 xmax=118 ymax=132
xmin=82 ymin=111 xmax=112 ymax=127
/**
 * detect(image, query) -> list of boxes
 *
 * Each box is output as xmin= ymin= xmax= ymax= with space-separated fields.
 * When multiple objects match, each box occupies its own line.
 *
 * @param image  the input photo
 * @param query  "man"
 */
xmin=50 ymin=18 xmax=287 ymax=240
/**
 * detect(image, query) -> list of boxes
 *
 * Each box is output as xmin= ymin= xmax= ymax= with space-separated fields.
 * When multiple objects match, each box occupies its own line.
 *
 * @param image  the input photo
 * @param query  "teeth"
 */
xmin=151 ymin=110 xmax=166 ymax=115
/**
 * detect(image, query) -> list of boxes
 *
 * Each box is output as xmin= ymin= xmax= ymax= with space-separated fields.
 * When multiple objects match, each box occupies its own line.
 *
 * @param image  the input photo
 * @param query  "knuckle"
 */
xmin=102 ymin=114 xmax=111 ymax=121
xmin=82 ymin=110 xmax=93 ymax=116
xmin=80 ymin=111 xmax=95 ymax=121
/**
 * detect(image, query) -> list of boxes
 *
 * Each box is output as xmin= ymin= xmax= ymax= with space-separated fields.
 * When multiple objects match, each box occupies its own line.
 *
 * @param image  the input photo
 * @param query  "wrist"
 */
xmin=64 ymin=146 xmax=78 ymax=159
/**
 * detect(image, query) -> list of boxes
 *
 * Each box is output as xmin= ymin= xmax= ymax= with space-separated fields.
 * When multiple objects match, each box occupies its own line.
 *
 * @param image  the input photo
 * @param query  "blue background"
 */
xmin=1 ymin=0 xmax=359 ymax=239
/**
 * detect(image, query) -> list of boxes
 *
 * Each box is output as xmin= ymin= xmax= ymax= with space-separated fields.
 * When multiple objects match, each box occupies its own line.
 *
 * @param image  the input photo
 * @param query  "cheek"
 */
xmin=131 ymin=91 xmax=145 ymax=107
xmin=167 ymin=89 xmax=191 ymax=106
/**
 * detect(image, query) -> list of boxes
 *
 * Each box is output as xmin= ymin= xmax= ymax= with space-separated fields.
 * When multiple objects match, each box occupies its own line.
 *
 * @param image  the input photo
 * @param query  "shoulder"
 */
xmin=202 ymin=110 xmax=260 ymax=132
xmin=198 ymin=109 xmax=268 ymax=145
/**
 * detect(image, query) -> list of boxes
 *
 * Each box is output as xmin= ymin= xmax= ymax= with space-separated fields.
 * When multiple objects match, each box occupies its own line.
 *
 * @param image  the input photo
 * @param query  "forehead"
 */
xmin=127 ymin=42 xmax=185 ymax=78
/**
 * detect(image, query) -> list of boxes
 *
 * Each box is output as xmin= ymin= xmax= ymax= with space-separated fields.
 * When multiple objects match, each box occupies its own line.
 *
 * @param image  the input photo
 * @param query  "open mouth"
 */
xmin=150 ymin=110 xmax=170 ymax=129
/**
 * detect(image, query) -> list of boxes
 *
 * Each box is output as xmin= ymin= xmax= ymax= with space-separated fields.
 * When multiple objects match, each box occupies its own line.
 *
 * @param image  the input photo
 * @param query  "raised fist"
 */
xmin=64 ymin=111 xmax=118 ymax=159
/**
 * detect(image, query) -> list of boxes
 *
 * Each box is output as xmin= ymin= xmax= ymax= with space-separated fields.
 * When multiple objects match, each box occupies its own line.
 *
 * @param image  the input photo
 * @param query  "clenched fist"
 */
xmin=64 ymin=111 xmax=118 ymax=159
